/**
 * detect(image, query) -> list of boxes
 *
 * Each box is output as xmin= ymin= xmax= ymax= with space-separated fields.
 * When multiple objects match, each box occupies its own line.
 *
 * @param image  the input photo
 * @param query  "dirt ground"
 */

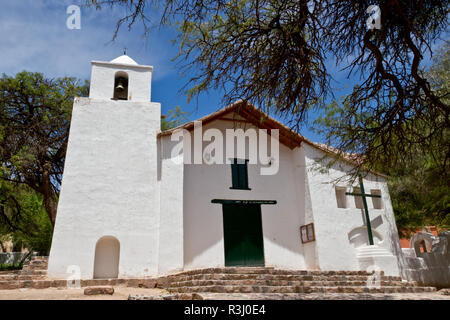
xmin=0 ymin=287 xmax=449 ymax=300
xmin=0 ymin=287 xmax=169 ymax=300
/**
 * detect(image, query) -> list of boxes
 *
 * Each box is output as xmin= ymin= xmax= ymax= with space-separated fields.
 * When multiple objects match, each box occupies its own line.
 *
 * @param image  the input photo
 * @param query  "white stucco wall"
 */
xmin=181 ymin=116 xmax=309 ymax=271
xmin=293 ymin=147 xmax=319 ymax=269
xmin=158 ymin=135 xmax=184 ymax=274
xmin=303 ymin=143 xmax=402 ymax=275
xmin=48 ymin=97 xmax=161 ymax=279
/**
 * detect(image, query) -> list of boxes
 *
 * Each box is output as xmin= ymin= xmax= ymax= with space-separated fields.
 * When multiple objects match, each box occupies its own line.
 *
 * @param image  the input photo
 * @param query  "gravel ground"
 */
xmin=0 ymin=287 xmax=448 ymax=300
xmin=0 ymin=287 xmax=169 ymax=300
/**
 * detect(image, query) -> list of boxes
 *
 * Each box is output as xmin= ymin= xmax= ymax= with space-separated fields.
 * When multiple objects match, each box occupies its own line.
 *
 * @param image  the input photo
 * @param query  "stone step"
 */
xmin=16 ymin=275 xmax=47 ymax=280
xmin=168 ymin=279 xmax=417 ymax=288
xmin=129 ymin=293 xmax=204 ymax=300
xmin=170 ymin=273 xmax=402 ymax=282
xmin=19 ymin=270 xmax=47 ymax=276
xmin=0 ymin=270 xmax=20 ymax=275
xmin=309 ymin=286 xmax=436 ymax=294
xmin=17 ymin=256 xmax=49 ymax=273
xmin=20 ymin=265 xmax=47 ymax=271
xmin=28 ymin=260 xmax=48 ymax=267
xmin=177 ymin=268 xmax=375 ymax=276
xmin=0 ymin=274 xmax=19 ymax=281
xmin=190 ymin=292 xmax=440 ymax=300
xmin=30 ymin=256 xmax=48 ymax=261
xmin=168 ymin=285 xmax=436 ymax=294
xmin=22 ymin=264 xmax=48 ymax=271
xmin=0 ymin=276 xmax=431 ymax=293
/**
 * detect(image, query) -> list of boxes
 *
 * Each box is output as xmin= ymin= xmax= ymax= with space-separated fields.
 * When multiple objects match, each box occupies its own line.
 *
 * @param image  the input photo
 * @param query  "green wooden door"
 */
xmin=222 ymin=204 xmax=265 ymax=267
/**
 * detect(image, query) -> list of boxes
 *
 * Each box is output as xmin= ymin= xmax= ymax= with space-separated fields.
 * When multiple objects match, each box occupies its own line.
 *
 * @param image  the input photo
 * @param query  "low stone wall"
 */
xmin=0 ymin=252 xmax=31 ymax=265
xmin=402 ymin=250 xmax=450 ymax=288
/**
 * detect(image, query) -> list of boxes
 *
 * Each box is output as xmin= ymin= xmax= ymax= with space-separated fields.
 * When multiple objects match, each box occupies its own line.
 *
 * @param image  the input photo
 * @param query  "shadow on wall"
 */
xmin=93 ymin=236 xmax=120 ymax=279
xmin=348 ymin=226 xmax=383 ymax=248
xmin=302 ymin=163 xmax=318 ymax=269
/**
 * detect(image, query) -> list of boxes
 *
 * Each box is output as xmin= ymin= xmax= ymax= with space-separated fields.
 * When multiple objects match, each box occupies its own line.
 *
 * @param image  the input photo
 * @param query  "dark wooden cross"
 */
xmin=345 ymin=174 xmax=382 ymax=245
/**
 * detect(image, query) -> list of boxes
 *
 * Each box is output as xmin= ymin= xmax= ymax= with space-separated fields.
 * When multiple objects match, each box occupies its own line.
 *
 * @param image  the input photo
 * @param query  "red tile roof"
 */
xmin=158 ymin=100 xmax=386 ymax=177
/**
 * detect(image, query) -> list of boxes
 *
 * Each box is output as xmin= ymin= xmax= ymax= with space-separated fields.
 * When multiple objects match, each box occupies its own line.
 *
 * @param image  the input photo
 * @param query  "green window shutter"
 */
xmin=238 ymin=163 xmax=248 ymax=189
xmin=231 ymin=162 xmax=239 ymax=189
xmin=230 ymin=159 xmax=249 ymax=190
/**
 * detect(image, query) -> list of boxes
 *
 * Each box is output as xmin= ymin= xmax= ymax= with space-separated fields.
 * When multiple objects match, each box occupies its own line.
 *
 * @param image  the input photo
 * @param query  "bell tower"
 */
xmin=89 ymin=54 xmax=153 ymax=102
xmin=47 ymin=55 xmax=161 ymax=279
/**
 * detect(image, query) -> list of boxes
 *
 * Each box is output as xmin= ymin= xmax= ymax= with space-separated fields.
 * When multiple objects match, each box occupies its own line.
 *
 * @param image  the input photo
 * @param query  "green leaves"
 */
xmin=316 ymin=42 xmax=450 ymax=232
xmin=0 ymin=181 xmax=52 ymax=255
xmin=161 ymin=105 xmax=190 ymax=130
xmin=9 ymin=146 xmax=35 ymax=171
xmin=0 ymin=71 xmax=89 ymax=227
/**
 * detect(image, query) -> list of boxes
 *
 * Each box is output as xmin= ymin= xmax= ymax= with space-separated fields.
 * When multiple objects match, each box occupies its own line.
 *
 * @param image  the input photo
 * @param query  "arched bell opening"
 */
xmin=113 ymin=71 xmax=129 ymax=100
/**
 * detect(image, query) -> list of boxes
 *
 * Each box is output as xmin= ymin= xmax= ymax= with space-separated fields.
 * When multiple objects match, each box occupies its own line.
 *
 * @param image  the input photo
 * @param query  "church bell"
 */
xmin=113 ymin=75 xmax=128 ymax=100
xmin=115 ymin=80 xmax=125 ymax=91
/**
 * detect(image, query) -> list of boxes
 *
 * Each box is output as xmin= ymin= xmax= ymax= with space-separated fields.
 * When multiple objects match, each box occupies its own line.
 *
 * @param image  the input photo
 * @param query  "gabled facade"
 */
xmin=48 ymin=56 xmax=404 ymax=280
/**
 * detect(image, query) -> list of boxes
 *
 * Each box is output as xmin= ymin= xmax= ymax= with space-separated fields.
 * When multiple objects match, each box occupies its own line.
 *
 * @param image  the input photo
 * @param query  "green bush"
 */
xmin=11 ymin=192 xmax=53 ymax=256
xmin=0 ymin=263 xmax=23 ymax=271
xmin=0 ymin=182 xmax=53 ymax=256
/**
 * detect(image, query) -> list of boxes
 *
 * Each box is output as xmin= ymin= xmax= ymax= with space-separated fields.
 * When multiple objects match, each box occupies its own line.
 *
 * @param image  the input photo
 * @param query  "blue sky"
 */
xmin=0 ymin=1 xmax=445 ymax=143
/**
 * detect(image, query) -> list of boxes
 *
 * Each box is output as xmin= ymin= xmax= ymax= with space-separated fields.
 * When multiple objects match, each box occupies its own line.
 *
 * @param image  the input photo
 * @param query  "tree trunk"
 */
xmin=41 ymin=164 xmax=57 ymax=228
xmin=43 ymin=192 xmax=57 ymax=228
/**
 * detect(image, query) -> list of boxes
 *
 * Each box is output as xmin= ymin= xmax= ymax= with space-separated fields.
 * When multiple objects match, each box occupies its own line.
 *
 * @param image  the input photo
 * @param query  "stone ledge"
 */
xmin=438 ymin=288 xmax=450 ymax=295
xmin=128 ymin=293 xmax=204 ymax=300
xmin=84 ymin=286 xmax=115 ymax=295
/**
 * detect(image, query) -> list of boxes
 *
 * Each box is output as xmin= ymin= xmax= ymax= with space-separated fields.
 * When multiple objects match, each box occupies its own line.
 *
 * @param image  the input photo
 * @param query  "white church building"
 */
xmin=47 ymin=55 xmax=405 ymax=280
